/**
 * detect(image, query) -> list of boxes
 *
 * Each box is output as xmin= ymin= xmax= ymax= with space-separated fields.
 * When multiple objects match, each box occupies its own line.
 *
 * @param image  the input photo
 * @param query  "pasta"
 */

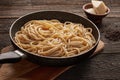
xmin=14 ymin=19 xmax=96 ymax=57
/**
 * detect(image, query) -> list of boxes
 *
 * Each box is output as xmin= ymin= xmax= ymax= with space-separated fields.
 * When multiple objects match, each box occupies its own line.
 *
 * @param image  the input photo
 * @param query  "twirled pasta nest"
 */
xmin=14 ymin=19 xmax=96 ymax=57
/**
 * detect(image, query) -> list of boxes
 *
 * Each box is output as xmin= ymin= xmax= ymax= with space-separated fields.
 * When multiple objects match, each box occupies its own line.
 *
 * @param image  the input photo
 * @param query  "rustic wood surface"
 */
xmin=0 ymin=0 xmax=120 ymax=80
xmin=0 ymin=41 xmax=104 ymax=80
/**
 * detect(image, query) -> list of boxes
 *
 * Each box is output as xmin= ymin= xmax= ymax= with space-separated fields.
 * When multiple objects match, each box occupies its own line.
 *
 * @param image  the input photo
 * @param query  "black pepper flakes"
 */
xmin=105 ymin=23 xmax=120 ymax=41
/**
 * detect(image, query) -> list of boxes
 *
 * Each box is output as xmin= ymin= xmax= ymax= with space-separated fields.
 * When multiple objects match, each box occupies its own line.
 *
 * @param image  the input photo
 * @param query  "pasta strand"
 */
xmin=14 ymin=20 xmax=96 ymax=57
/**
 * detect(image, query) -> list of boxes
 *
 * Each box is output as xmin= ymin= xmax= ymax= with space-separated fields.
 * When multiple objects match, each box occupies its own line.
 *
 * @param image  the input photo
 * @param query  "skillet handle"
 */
xmin=0 ymin=50 xmax=24 ymax=64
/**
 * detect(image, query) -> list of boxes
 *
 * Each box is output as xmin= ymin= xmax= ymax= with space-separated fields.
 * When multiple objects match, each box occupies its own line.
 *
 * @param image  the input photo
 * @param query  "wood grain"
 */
xmin=0 ymin=5 xmax=119 ymax=19
xmin=55 ymin=53 xmax=120 ymax=80
xmin=0 ymin=0 xmax=119 ymax=6
xmin=0 ymin=41 xmax=104 ymax=80
xmin=0 ymin=0 xmax=120 ymax=80
xmin=0 ymin=0 xmax=119 ymax=19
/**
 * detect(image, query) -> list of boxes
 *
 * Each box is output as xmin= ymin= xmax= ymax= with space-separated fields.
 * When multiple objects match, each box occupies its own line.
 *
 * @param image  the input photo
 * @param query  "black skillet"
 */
xmin=0 ymin=11 xmax=100 ymax=66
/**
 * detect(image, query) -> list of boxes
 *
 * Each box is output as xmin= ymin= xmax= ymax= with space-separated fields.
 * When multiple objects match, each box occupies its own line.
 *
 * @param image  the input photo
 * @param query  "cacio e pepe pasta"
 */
xmin=14 ymin=19 xmax=96 ymax=57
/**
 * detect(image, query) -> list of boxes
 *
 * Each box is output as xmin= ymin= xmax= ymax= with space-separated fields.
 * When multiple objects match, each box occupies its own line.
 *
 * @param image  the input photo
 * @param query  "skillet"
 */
xmin=0 ymin=11 xmax=100 ymax=66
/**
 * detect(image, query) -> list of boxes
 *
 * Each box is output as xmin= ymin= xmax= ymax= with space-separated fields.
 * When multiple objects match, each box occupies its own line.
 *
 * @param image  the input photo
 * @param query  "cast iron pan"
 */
xmin=0 ymin=11 xmax=100 ymax=66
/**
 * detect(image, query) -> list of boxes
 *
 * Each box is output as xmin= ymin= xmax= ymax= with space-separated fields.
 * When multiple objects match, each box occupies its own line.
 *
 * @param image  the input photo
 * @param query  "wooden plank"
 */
xmin=55 ymin=53 xmax=120 ymax=80
xmin=0 ymin=0 xmax=118 ymax=6
xmin=31 ymin=0 xmax=119 ymax=6
xmin=0 ymin=6 xmax=119 ymax=18
xmin=0 ymin=0 xmax=31 ymax=6
xmin=31 ymin=0 xmax=89 ymax=5
xmin=0 ymin=5 xmax=119 ymax=11
xmin=0 ymin=41 xmax=104 ymax=80
xmin=100 ymin=17 xmax=120 ymax=53
xmin=103 ymin=43 xmax=120 ymax=53
xmin=0 ymin=34 xmax=11 ymax=50
xmin=0 ymin=19 xmax=15 ymax=33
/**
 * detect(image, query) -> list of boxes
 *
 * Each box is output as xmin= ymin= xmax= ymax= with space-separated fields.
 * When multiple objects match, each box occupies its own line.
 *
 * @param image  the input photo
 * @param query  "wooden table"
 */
xmin=0 ymin=0 xmax=120 ymax=80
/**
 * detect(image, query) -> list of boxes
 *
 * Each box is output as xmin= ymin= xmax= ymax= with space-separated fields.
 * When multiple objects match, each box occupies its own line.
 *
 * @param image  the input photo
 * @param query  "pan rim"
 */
xmin=9 ymin=10 xmax=100 ymax=59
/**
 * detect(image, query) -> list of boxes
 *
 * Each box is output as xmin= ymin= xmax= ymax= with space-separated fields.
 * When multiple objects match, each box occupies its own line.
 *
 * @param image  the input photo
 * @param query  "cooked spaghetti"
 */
xmin=14 ymin=19 xmax=96 ymax=57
